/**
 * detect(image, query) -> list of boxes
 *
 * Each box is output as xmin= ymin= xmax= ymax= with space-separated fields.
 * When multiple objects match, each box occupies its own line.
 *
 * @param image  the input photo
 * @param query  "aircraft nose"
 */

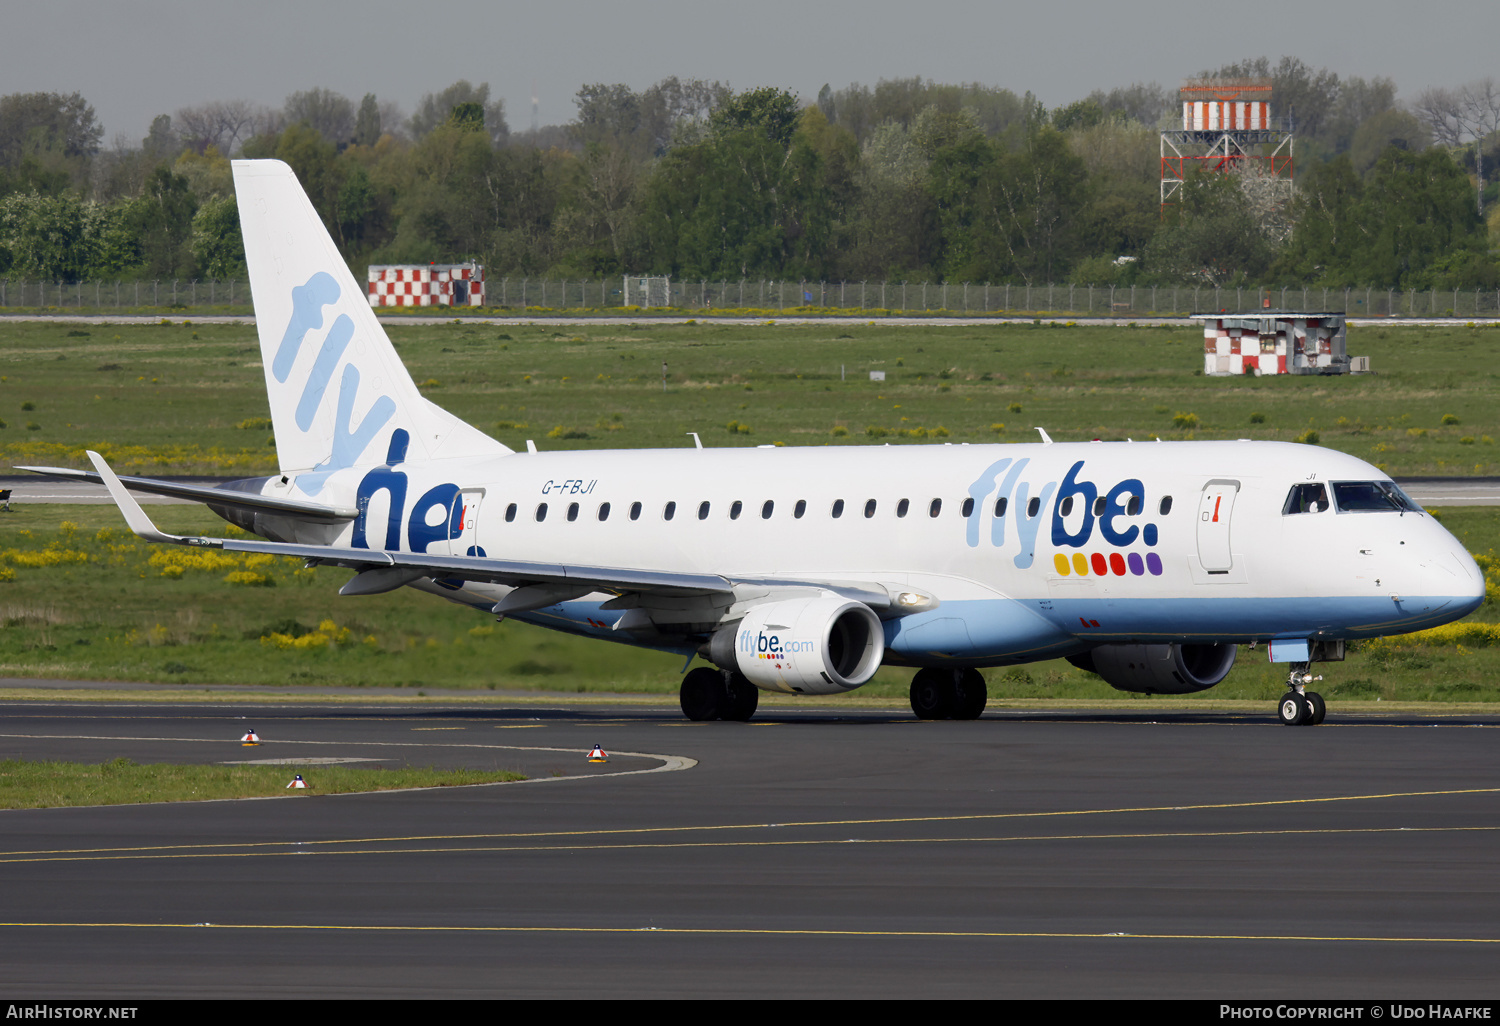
xmin=1444 ymin=543 xmax=1486 ymax=618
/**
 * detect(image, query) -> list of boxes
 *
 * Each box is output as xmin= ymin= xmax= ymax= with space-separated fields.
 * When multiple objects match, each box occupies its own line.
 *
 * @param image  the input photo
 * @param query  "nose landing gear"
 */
xmin=1277 ymin=663 xmax=1326 ymax=726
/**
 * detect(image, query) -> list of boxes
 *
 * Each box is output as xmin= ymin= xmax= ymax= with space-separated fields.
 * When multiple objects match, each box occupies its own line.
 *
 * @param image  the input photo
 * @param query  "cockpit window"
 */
xmin=1282 ymin=483 xmax=1329 ymax=515
xmin=1332 ymin=481 xmax=1423 ymax=513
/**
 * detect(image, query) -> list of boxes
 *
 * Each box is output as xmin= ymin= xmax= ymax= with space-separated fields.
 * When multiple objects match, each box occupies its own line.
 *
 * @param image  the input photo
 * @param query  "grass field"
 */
xmin=0 ymin=320 xmax=1497 ymax=705
xmin=0 ymin=757 xmax=525 ymax=809
xmin=2 ymin=319 xmax=1500 ymax=476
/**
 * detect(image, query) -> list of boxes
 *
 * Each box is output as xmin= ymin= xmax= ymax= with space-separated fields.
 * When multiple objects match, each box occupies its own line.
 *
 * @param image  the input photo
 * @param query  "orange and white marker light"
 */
xmin=240 ymin=730 xmax=260 ymax=746
xmin=587 ymin=745 xmax=609 ymax=763
xmin=286 ymin=774 xmax=307 ymax=789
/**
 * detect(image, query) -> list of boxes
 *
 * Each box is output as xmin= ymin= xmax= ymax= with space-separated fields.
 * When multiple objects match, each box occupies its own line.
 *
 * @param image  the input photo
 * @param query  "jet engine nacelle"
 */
xmin=715 ymin=594 xmax=885 ymax=695
xmin=1076 ymin=642 xmax=1237 ymax=695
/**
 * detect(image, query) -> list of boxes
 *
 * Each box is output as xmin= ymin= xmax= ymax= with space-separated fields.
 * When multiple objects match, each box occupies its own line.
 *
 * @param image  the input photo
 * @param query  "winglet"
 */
xmin=1036 ymin=427 xmax=1053 ymax=444
xmin=86 ymin=450 xmax=186 ymax=544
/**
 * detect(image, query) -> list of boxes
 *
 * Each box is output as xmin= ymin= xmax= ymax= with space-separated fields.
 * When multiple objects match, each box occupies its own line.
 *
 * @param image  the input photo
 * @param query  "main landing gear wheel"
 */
xmin=721 ymin=671 xmax=759 ymax=722
xmin=679 ymin=667 xmax=758 ymax=722
xmin=1278 ymin=692 xmax=1309 ymax=726
xmin=954 ymin=668 xmax=987 ymax=720
xmin=910 ymin=668 xmax=987 ymax=720
xmin=910 ymin=668 xmax=952 ymax=720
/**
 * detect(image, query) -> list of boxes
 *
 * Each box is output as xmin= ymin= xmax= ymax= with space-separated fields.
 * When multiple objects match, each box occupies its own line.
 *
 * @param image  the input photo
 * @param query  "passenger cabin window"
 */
xmin=505 ymin=503 xmax=517 ymax=523
xmin=1332 ymin=481 xmax=1422 ymax=513
xmin=663 ymin=501 xmax=676 ymax=521
xmin=994 ymin=497 xmax=1008 ymax=517
xmin=1060 ymin=497 xmax=1074 ymax=516
xmin=535 ymin=502 xmax=548 ymax=522
xmin=567 ymin=502 xmax=579 ymax=522
xmin=1159 ymin=496 xmax=1173 ymax=516
xmin=794 ymin=499 xmax=807 ymax=519
xmin=761 ymin=500 xmax=774 ymax=519
xmin=1093 ymin=497 xmax=1106 ymax=516
xmin=598 ymin=502 xmax=611 ymax=521
xmin=896 ymin=499 xmax=910 ymax=518
xmin=730 ymin=500 xmax=743 ymax=520
xmin=698 ymin=501 xmax=711 ymax=520
xmin=831 ymin=499 xmax=845 ymax=518
xmin=1127 ymin=495 xmax=1143 ymax=516
xmin=864 ymin=499 xmax=877 ymax=518
xmin=1027 ymin=497 xmax=1040 ymax=518
xmin=1282 ymin=483 xmax=1329 ymax=515
xmin=629 ymin=501 xmax=642 ymax=521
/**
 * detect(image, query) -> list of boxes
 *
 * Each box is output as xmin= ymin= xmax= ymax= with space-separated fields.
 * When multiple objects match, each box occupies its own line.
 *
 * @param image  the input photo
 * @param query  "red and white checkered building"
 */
xmin=1195 ymin=313 xmax=1348 ymax=376
xmin=1181 ymin=101 xmax=1271 ymax=131
xmin=367 ymin=262 xmax=485 ymax=308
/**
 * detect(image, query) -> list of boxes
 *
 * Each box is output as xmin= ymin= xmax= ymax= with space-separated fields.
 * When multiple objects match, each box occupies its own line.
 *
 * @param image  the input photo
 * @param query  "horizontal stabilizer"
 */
xmin=85 ymin=450 xmax=730 ymax=597
xmin=17 ymin=465 xmax=356 ymax=521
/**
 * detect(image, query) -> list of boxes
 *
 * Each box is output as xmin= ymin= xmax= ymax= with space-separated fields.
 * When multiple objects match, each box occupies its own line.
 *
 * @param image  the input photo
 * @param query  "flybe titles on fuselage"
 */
xmin=966 ymin=458 xmax=1165 ymax=577
xmin=349 ymin=452 xmax=1165 ymax=578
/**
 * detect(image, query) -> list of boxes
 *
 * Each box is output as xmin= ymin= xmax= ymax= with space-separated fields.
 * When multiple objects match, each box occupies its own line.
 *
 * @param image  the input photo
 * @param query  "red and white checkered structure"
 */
xmin=367 ymin=263 xmax=485 ymax=308
xmin=1163 ymin=79 xmax=1292 ymax=222
xmin=1196 ymin=313 xmax=1347 ymax=376
xmin=1182 ymin=101 xmax=1271 ymax=131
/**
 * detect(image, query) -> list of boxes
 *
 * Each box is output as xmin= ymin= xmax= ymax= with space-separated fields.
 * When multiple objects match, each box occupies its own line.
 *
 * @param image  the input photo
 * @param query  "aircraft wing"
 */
xmin=16 ymin=464 xmax=357 ymax=521
xmin=84 ymin=450 xmax=729 ymax=598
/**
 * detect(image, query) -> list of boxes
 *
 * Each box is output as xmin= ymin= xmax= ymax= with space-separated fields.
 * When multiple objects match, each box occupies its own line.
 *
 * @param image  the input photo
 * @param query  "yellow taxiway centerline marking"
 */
xmin=0 ymin=921 xmax=1494 ymax=944
xmin=2 ymin=786 xmax=1494 ymax=858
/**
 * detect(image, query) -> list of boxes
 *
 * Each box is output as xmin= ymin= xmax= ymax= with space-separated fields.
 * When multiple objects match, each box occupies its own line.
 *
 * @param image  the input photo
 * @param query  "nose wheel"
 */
xmin=1277 ymin=663 xmax=1326 ymax=726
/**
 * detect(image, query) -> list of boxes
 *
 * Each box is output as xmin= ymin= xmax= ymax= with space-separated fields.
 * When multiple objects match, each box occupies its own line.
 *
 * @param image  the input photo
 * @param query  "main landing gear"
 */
xmin=1277 ymin=662 xmax=1326 ymax=726
xmin=909 ymin=667 xmax=988 ymax=720
xmin=680 ymin=666 xmax=759 ymax=722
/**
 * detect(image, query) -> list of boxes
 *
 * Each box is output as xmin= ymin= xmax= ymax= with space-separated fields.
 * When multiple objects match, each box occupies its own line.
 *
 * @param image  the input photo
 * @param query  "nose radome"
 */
xmin=1446 ymin=546 xmax=1486 ymax=616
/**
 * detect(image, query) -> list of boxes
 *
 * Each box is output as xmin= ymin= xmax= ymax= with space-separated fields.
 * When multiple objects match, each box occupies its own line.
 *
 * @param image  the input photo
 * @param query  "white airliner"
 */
xmin=24 ymin=160 xmax=1486 ymax=725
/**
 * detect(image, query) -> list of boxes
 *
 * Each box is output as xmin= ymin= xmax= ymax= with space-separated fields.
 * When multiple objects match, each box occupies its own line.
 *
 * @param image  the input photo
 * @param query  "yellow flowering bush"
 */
xmin=261 ymin=619 xmax=352 ymax=650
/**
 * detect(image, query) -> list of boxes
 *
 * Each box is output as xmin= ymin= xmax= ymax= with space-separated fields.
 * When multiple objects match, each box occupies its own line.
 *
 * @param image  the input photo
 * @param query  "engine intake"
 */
xmin=1072 ymin=642 xmax=1236 ymax=695
xmin=710 ymin=593 xmax=884 ymax=695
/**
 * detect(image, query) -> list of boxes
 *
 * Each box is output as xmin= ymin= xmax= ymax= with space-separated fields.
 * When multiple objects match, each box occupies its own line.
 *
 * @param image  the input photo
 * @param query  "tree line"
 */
xmin=0 ymin=61 xmax=1496 ymax=292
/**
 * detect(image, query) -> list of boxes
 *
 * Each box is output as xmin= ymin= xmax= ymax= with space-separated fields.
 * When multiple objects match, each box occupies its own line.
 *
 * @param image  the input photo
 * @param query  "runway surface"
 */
xmin=0 ymin=699 xmax=1497 ymax=998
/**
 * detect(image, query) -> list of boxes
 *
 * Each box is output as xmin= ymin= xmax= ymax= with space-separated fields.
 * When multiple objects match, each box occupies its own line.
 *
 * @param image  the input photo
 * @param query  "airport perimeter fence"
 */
xmin=3 ymin=277 xmax=1500 ymax=319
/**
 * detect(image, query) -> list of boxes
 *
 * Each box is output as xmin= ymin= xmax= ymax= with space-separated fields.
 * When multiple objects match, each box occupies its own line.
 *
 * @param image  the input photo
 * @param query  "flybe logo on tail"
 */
xmin=277 ymin=272 xmax=396 ymax=492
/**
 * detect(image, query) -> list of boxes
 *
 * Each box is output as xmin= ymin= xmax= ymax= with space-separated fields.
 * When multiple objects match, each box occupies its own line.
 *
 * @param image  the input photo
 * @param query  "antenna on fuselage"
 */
xmin=1035 ymin=427 xmax=1053 ymax=444
xmin=687 ymin=433 xmax=703 ymax=449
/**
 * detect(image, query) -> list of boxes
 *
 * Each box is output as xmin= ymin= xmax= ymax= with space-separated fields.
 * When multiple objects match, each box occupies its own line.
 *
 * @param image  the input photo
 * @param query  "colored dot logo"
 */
xmin=1054 ymin=552 xmax=1162 ymax=577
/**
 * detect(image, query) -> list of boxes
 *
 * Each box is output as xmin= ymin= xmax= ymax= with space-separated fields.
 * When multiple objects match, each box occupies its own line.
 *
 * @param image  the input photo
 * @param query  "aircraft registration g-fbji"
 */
xmin=24 ymin=160 xmax=1485 ymax=725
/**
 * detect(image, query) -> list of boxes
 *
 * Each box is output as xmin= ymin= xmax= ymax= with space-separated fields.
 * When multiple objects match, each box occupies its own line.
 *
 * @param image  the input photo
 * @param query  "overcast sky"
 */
xmin=2 ymin=0 xmax=1494 ymax=142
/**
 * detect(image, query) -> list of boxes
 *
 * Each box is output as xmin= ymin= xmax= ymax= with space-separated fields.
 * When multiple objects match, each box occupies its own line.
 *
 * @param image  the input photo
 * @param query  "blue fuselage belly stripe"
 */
xmin=531 ymin=593 xmax=1476 ymax=663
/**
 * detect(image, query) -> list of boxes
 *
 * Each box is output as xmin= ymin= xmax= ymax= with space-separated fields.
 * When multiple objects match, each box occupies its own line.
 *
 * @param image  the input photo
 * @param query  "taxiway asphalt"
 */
xmin=0 ymin=698 xmax=1496 ymax=998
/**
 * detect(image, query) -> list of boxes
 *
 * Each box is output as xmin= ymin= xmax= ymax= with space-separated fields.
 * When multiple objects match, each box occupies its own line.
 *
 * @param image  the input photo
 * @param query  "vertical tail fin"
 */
xmin=231 ymin=159 xmax=510 ymax=491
